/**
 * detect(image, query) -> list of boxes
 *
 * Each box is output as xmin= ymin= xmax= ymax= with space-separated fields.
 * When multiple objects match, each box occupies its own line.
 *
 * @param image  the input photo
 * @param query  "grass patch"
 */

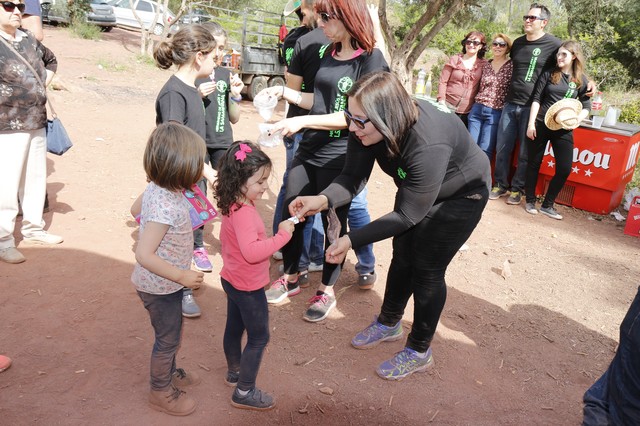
xmin=69 ymin=20 xmax=101 ymax=41
xmin=96 ymin=58 xmax=129 ymax=72
xmin=135 ymin=54 xmax=156 ymax=68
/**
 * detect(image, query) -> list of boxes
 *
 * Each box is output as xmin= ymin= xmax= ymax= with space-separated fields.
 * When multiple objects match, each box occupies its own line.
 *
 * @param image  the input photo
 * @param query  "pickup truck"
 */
xmin=206 ymin=5 xmax=297 ymax=100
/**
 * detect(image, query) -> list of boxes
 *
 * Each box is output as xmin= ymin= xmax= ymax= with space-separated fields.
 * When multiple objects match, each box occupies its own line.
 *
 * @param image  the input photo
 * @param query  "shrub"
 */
xmin=69 ymin=21 xmax=101 ymax=40
xmin=619 ymin=98 xmax=640 ymax=125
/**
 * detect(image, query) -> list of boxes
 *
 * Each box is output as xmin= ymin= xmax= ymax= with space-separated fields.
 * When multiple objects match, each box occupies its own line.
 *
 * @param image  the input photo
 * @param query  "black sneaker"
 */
xmin=489 ymin=186 xmax=507 ymax=200
xmin=231 ymin=387 xmax=275 ymax=411
xmin=540 ymin=206 xmax=563 ymax=220
xmin=303 ymin=292 xmax=336 ymax=322
xmin=224 ymin=370 xmax=239 ymax=387
xmin=506 ymin=191 xmax=522 ymax=205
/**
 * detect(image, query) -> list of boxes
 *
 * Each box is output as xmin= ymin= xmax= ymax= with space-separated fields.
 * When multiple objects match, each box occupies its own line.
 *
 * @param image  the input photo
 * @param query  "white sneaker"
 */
xmin=23 ymin=232 xmax=63 ymax=245
xmin=0 ymin=247 xmax=26 ymax=264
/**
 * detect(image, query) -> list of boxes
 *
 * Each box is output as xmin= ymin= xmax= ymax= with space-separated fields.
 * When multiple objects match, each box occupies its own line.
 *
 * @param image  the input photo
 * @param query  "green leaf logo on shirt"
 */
xmin=532 ymin=48 xmax=541 ymax=57
xmin=216 ymin=80 xmax=228 ymax=92
xmin=337 ymin=77 xmax=354 ymax=94
xmin=397 ymin=167 xmax=407 ymax=180
xmin=285 ymin=47 xmax=294 ymax=66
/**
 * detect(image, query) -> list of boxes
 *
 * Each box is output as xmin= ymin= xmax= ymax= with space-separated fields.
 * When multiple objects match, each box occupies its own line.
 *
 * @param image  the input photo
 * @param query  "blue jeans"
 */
xmin=493 ymin=102 xmax=530 ymax=192
xmin=377 ymin=186 xmax=488 ymax=353
xmin=468 ymin=103 xmax=502 ymax=159
xmin=137 ymin=290 xmax=183 ymax=391
xmin=349 ymin=188 xmax=375 ymax=275
xmin=221 ymin=278 xmax=270 ymax=391
xmin=583 ymin=286 xmax=640 ymax=425
xmin=273 ymin=134 xmax=324 ymax=269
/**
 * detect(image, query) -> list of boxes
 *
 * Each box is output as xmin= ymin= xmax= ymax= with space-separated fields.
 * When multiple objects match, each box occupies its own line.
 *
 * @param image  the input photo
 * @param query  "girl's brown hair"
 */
xmin=550 ymin=40 xmax=586 ymax=88
xmin=143 ymin=123 xmax=205 ymax=191
xmin=314 ymin=0 xmax=375 ymax=53
xmin=154 ymin=24 xmax=216 ymax=70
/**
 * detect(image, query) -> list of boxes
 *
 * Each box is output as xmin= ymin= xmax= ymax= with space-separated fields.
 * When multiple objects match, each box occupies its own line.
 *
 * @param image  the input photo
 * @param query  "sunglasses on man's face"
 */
xmin=523 ymin=15 xmax=544 ymax=22
xmin=492 ymin=41 xmax=507 ymax=47
xmin=465 ymin=40 xmax=482 ymax=47
xmin=1 ymin=1 xmax=26 ymax=13
xmin=344 ymin=110 xmax=370 ymax=130
xmin=318 ymin=11 xmax=334 ymax=23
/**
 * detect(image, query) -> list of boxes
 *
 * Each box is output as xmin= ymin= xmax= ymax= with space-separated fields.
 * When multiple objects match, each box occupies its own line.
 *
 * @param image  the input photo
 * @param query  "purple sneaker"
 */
xmin=192 ymin=248 xmax=213 ymax=272
xmin=351 ymin=316 xmax=403 ymax=349
xmin=376 ymin=347 xmax=433 ymax=381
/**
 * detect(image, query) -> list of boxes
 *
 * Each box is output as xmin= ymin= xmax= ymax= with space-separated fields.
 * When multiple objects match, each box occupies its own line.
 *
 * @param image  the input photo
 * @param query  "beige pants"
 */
xmin=0 ymin=128 xmax=47 ymax=249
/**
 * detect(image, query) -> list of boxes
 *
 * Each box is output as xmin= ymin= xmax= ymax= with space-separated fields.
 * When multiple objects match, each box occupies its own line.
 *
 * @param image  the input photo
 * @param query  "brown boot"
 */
xmin=149 ymin=384 xmax=196 ymax=416
xmin=171 ymin=368 xmax=201 ymax=387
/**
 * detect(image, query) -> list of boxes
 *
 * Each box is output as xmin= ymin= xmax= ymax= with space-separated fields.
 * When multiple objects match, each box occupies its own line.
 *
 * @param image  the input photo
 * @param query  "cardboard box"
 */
xmin=624 ymin=196 xmax=640 ymax=238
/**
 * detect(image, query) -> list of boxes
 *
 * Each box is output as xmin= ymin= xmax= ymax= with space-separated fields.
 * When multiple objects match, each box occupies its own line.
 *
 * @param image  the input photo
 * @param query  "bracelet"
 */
xmin=281 ymin=85 xmax=285 ymax=98
xmin=230 ymin=95 xmax=242 ymax=102
xmin=295 ymin=91 xmax=302 ymax=106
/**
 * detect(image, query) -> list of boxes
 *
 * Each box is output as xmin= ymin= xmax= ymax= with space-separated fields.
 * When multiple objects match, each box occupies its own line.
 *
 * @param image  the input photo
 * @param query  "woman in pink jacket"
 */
xmin=437 ymin=31 xmax=487 ymax=126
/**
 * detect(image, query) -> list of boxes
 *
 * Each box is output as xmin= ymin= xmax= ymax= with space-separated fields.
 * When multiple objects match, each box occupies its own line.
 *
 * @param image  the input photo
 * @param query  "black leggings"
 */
xmin=524 ymin=124 xmax=573 ymax=208
xmin=377 ymin=186 xmax=488 ymax=353
xmin=281 ymin=158 xmax=351 ymax=287
xmin=221 ymin=278 xmax=269 ymax=391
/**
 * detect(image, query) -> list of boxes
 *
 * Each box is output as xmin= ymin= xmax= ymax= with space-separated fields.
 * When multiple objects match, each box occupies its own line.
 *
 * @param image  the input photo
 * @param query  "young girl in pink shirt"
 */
xmin=213 ymin=141 xmax=294 ymax=411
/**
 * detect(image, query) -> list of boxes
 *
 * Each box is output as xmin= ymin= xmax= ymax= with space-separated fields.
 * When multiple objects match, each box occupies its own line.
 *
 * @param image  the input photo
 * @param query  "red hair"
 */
xmin=314 ymin=0 xmax=375 ymax=52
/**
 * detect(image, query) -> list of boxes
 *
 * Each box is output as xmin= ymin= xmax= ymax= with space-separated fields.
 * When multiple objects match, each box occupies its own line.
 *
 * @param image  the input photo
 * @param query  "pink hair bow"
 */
xmin=235 ymin=143 xmax=252 ymax=162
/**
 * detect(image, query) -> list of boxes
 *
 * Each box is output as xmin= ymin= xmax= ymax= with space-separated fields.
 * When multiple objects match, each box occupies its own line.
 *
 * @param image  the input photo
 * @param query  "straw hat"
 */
xmin=544 ymin=98 xmax=583 ymax=131
xmin=283 ymin=0 xmax=302 ymax=16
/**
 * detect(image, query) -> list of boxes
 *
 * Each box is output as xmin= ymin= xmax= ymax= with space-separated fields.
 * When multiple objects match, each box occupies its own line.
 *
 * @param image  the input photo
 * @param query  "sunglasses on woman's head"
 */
xmin=318 ymin=11 xmax=334 ymax=23
xmin=492 ymin=41 xmax=507 ymax=47
xmin=344 ymin=110 xmax=370 ymax=130
xmin=465 ymin=40 xmax=482 ymax=47
xmin=1 ymin=1 xmax=26 ymax=13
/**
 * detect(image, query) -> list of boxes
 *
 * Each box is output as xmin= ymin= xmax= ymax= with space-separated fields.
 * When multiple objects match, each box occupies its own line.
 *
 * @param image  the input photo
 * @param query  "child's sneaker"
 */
xmin=149 ymin=384 xmax=197 ymax=416
xmin=0 ymin=355 xmax=11 ymax=373
xmin=351 ymin=316 xmax=403 ymax=349
xmin=231 ymin=387 xmax=275 ymax=411
xmin=182 ymin=290 xmax=201 ymax=318
xmin=224 ymin=370 xmax=239 ymax=387
xmin=302 ymin=292 xmax=336 ymax=322
xmin=192 ymin=248 xmax=213 ymax=272
xmin=266 ymin=276 xmax=300 ymax=304
xmin=171 ymin=368 xmax=201 ymax=387
xmin=376 ymin=347 xmax=433 ymax=381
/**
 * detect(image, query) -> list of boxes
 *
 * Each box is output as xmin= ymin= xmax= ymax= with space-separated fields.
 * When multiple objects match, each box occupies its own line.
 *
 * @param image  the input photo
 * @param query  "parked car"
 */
xmin=40 ymin=0 xmax=117 ymax=31
xmin=108 ymin=0 xmax=178 ymax=36
xmin=180 ymin=9 xmax=211 ymax=25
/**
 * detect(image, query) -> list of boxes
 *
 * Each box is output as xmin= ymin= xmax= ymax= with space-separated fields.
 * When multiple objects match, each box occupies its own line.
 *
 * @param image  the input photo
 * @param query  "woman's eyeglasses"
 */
xmin=318 ymin=11 xmax=334 ymax=23
xmin=344 ymin=110 xmax=370 ymax=130
xmin=465 ymin=40 xmax=482 ymax=47
xmin=492 ymin=41 xmax=507 ymax=47
xmin=1 ymin=1 xmax=26 ymax=13
xmin=523 ymin=15 xmax=544 ymax=21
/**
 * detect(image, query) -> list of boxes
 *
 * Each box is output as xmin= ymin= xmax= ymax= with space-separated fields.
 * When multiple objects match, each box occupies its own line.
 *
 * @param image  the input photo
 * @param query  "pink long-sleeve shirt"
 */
xmin=437 ymin=54 xmax=486 ymax=114
xmin=219 ymin=203 xmax=292 ymax=291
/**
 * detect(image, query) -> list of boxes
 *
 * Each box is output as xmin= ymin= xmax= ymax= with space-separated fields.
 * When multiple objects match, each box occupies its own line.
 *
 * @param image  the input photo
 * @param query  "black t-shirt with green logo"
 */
xmin=287 ymin=27 xmax=326 ymax=119
xmin=296 ymin=48 xmax=388 ymax=169
xmin=531 ymin=70 xmax=591 ymax=123
xmin=196 ymin=67 xmax=233 ymax=150
xmin=321 ymin=98 xmax=491 ymax=248
xmin=506 ymin=33 xmax=562 ymax=106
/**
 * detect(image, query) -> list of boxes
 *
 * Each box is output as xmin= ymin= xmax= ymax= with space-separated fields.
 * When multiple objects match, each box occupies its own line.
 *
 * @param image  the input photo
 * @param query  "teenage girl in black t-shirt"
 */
xmin=260 ymin=0 xmax=389 ymax=323
xmin=524 ymin=40 xmax=591 ymax=220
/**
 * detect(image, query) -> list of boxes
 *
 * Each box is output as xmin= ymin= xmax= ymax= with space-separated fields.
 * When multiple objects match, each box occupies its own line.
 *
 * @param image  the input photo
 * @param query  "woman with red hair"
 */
xmin=260 ymin=0 xmax=388 ymax=322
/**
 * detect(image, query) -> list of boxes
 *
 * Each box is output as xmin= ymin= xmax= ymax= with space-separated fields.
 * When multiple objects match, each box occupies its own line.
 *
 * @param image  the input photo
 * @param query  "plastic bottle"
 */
xmin=591 ymin=91 xmax=603 ymax=115
xmin=424 ymin=72 xmax=433 ymax=98
xmin=415 ymin=69 xmax=426 ymax=95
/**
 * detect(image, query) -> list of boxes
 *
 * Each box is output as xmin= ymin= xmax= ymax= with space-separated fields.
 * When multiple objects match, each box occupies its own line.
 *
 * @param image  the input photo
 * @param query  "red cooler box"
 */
xmin=536 ymin=121 xmax=640 ymax=214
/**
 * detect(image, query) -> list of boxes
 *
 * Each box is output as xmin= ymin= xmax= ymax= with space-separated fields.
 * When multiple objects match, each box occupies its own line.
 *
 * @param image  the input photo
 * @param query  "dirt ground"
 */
xmin=1 ymin=27 xmax=640 ymax=425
